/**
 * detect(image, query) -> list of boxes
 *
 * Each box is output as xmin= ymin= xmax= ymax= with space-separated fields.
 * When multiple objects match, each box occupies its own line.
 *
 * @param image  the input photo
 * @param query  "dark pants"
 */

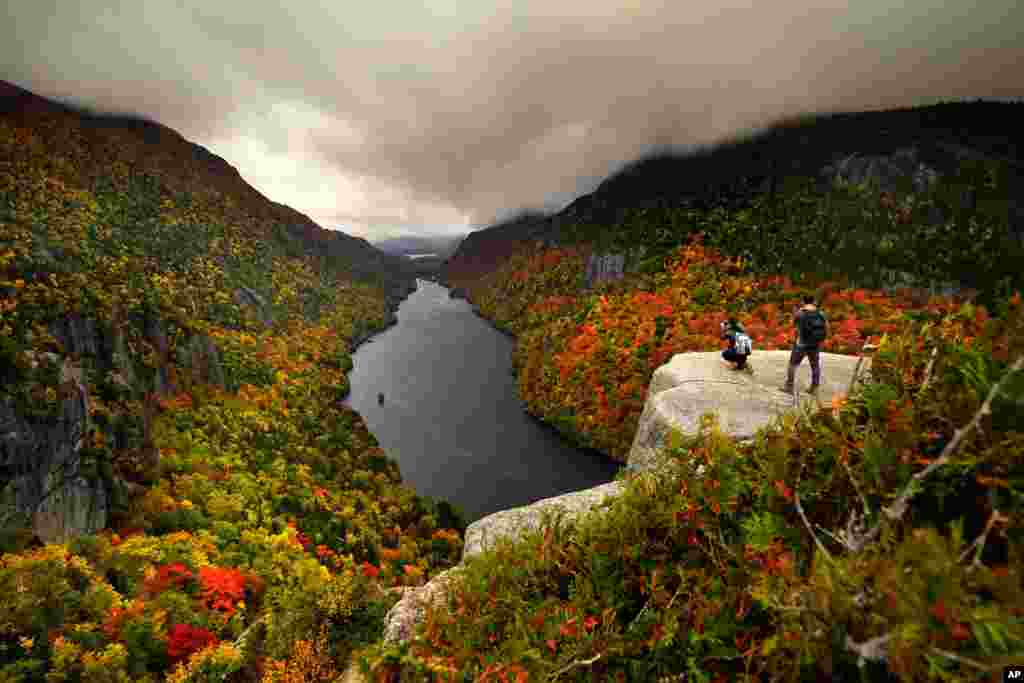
xmin=786 ymin=345 xmax=821 ymax=387
xmin=722 ymin=348 xmax=748 ymax=369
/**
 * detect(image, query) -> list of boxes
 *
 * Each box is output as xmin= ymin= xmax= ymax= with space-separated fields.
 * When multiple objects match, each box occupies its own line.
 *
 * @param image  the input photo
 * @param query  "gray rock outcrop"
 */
xmin=234 ymin=286 xmax=274 ymax=327
xmin=821 ymin=148 xmax=940 ymax=194
xmin=380 ymin=483 xmax=626 ymax=650
xmin=3 ymin=314 xmax=236 ymax=544
xmin=1 ymin=358 xmax=107 ymax=544
xmin=584 ymin=252 xmax=627 ymax=288
xmin=462 ymin=481 xmax=625 ymax=560
xmin=582 ymin=249 xmax=645 ymax=289
xmin=628 ymin=350 xmax=866 ymax=470
xmin=381 ymin=567 xmax=465 ymax=645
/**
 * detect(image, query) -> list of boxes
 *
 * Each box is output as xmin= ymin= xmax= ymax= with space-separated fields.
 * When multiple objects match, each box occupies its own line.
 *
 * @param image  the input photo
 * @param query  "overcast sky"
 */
xmin=3 ymin=2 xmax=1022 ymax=239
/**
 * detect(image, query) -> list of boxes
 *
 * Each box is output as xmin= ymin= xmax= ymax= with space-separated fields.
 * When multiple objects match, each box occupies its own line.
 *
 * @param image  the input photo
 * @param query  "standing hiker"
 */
xmin=720 ymin=318 xmax=754 ymax=372
xmin=781 ymin=295 xmax=828 ymax=394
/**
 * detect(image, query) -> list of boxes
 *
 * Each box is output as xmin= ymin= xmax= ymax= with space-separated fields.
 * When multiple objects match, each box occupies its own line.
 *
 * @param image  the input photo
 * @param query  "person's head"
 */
xmin=727 ymin=317 xmax=742 ymax=330
xmin=802 ymin=294 xmax=815 ymax=306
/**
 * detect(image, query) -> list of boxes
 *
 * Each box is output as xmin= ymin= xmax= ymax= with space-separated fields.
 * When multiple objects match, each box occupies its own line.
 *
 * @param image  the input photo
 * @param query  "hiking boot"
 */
xmin=743 ymin=363 xmax=754 ymax=374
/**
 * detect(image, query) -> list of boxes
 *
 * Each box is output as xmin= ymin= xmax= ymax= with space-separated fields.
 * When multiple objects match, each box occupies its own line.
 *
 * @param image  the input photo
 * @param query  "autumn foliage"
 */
xmin=0 ymin=86 xmax=462 ymax=682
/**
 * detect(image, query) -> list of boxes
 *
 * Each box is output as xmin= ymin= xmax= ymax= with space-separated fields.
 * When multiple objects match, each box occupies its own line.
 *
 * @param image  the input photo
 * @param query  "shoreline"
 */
xmin=439 ymin=277 xmax=626 ymax=468
xmin=346 ymin=278 xmax=417 ymax=352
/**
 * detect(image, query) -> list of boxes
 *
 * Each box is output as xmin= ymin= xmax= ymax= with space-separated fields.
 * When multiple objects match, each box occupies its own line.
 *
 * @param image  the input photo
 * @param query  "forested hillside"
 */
xmin=445 ymin=100 xmax=1023 ymax=302
xmin=0 ymin=81 xmax=465 ymax=682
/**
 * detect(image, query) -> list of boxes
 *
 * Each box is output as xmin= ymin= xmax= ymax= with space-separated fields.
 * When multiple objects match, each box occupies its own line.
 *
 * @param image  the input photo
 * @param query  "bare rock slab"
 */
xmin=462 ymin=480 xmax=625 ymax=560
xmin=628 ymin=350 xmax=868 ymax=470
xmin=382 ymin=566 xmax=466 ymax=646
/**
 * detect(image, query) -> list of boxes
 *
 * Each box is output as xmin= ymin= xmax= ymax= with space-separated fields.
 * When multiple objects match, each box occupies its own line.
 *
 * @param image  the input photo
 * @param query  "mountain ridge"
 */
xmin=443 ymin=99 xmax=1024 ymax=287
xmin=0 ymin=79 xmax=416 ymax=296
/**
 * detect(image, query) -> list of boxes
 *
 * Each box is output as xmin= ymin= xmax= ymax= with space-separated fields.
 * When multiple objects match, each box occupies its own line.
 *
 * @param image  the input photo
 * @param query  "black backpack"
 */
xmin=799 ymin=310 xmax=827 ymax=346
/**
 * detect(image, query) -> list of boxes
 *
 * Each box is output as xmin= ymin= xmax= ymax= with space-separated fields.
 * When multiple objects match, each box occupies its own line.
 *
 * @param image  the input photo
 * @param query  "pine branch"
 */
xmin=918 ymin=346 xmax=939 ymax=396
xmin=959 ymin=508 xmax=1008 ymax=568
xmin=795 ymin=491 xmax=833 ymax=563
xmin=548 ymin=653 xmax=602 ymax=681
xmin=846 ymin=632 xmax=891 ymax=667
xmin=839 ymin=451 xmax=871 ymax=519
xmin=928 ymin=647 xmax=992 ymax=672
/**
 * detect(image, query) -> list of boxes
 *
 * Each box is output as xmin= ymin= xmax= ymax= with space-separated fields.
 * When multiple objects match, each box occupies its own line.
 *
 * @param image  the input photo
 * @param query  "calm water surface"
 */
xmin=344 ymin=280 xmax=622 ymax=523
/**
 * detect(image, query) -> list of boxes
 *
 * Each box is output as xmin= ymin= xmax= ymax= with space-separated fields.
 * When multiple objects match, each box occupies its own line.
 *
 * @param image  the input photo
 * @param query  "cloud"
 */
xmin=3 ymin=0 xmax=1022 ymax=238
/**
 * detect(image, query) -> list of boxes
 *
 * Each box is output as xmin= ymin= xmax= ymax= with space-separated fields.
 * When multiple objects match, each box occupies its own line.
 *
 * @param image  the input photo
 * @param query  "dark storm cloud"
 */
xmin=3 ymin=1 xmax=1022 ymax=237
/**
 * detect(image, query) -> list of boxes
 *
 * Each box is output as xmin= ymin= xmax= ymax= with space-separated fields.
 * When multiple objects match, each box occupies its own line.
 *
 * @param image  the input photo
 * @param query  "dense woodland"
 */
xmin=1 ymin=82 xmax=1023 ymax=682
xmin=0 ymin=81 xmax=462 ymax=682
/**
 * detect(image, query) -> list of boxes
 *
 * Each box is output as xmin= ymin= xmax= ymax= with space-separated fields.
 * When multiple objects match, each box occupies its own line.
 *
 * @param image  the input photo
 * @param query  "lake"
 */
xmin=344 ymin=279 xmax=622 ymax=523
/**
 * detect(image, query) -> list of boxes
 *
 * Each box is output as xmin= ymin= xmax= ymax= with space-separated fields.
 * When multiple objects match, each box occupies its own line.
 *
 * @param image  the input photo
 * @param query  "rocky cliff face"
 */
xmin=1 ymin=282 xmax=421 ymax=544
xmin=0 ymin=358 xmax=105 ymax=543
xmin=0 ymin=308 xmax=240 ymax=542
xmin=582 ymin=249 xmax=647 ymax=289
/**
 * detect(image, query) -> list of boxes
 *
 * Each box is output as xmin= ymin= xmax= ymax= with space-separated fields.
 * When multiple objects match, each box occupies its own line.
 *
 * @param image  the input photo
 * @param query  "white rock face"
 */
xmin=627 ymin=350 xmax=867 ymax=470
xmin=462 ymin=480 xmax=625 ymax=560
xmin=378 ymin=349 xmax=870 ymax=654
xmin=381 ymin=566 xmax=465 ymax=645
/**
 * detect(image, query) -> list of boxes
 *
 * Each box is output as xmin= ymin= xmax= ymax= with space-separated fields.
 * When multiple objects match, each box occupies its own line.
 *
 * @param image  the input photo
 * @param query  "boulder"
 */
xmin=462 ymin=480 xmax=625 ymax=560
xmin=382 ymin=567 xmax=465 ymax=645
xmin=583 ymin=249 xmax=645 ymax=289
xmin=627 ymin=350 xmax=868 ymax=470
xmin=583 ymin=252 xmax=626 ymax=288
xmin=48 ymin=314 xmax=101 ymax=356
xmin=233 ymin=286 xmax=274 ymax=327
xmin=820 ymin=148 xmax=940 ymax=194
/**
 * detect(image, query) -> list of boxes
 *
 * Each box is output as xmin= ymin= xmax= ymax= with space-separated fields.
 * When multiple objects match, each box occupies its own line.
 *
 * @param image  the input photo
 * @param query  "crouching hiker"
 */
xmin=720 ymin=318 xmax=753 ymax=372
xmin=782 ymin=295 xmax=828 ymax=394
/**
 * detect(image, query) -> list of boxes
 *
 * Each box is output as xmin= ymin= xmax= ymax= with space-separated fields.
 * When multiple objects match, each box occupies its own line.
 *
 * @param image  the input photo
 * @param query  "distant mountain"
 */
xmin=443 ymin=100 xmax=1024 ymax=286
xmin=372 ymin=233 xmax=466 ymax=259
xmin=442 ymin=211 xmax=552 ymax=282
